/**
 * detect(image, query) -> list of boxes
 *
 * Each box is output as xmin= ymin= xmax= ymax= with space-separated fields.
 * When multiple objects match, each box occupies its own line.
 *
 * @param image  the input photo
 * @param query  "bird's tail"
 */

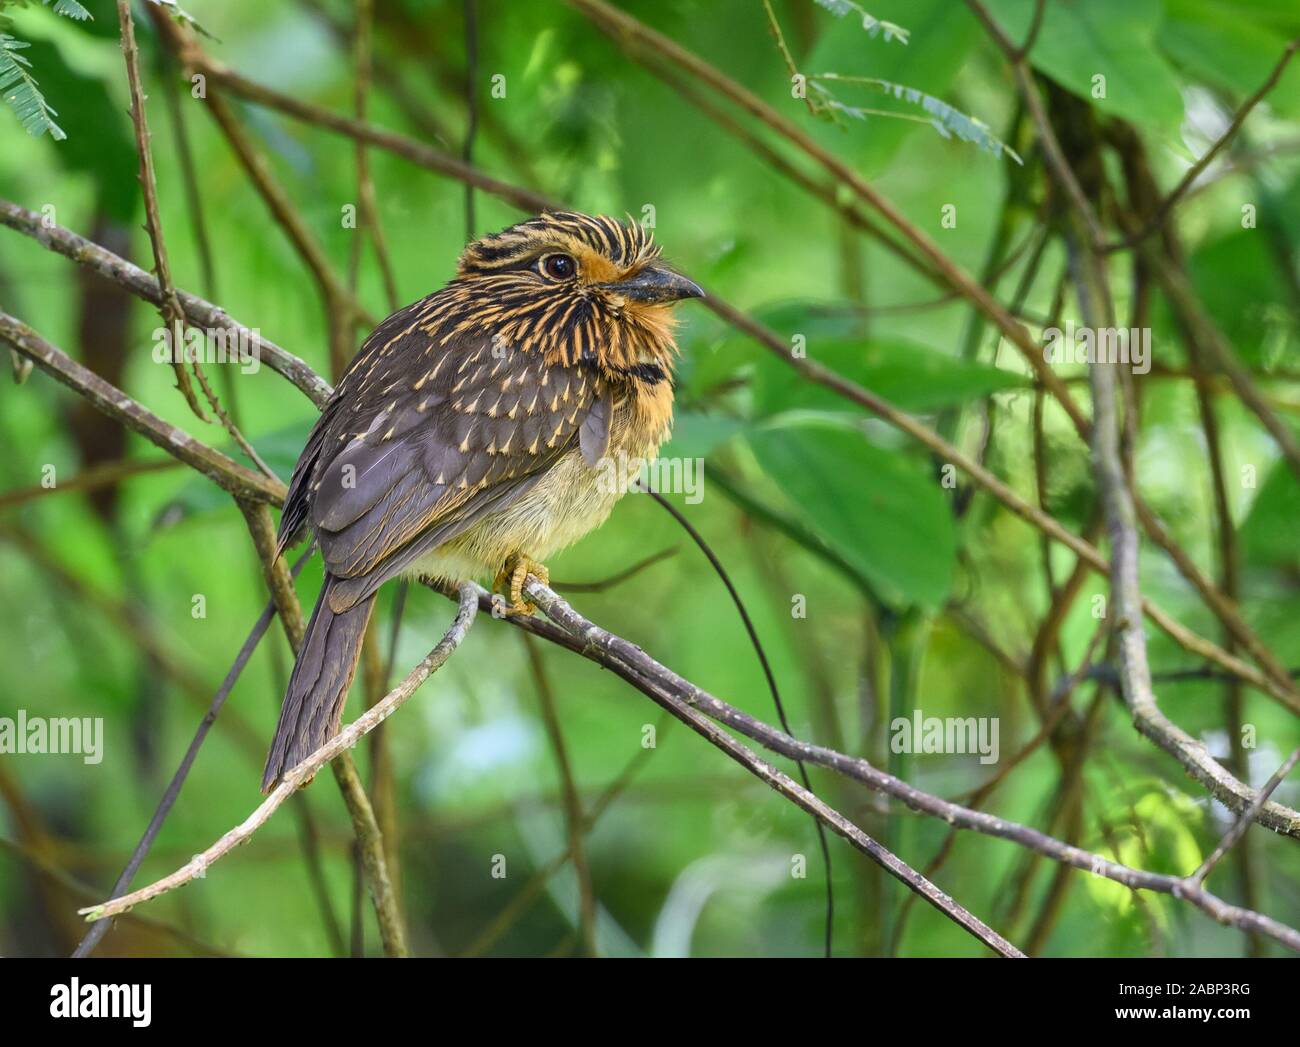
xmin=261 ymin=574 xmax=376 ymax=792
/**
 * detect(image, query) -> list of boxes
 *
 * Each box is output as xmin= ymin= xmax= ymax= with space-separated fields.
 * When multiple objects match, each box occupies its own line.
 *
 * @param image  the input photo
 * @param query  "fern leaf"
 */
xmin=0 ymin=34 xmax=65 ymax=140
xmin=810 ymin=76 xmax=1022 ymax=164
xmin=813 ymin=0 xmax=909 ymax=45
xmin=48 ymin=0 xmax=92 ymax=20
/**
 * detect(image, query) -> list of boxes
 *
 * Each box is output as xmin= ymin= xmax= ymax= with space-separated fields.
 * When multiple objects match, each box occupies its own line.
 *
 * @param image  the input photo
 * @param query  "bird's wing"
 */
xmin=285 ymin=295 xmax=605 ymax=610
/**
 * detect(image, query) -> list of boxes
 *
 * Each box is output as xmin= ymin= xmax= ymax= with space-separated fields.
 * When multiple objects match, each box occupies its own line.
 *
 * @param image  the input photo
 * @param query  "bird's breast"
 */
xmin=411 ymin=379 xmax=673 ymax=583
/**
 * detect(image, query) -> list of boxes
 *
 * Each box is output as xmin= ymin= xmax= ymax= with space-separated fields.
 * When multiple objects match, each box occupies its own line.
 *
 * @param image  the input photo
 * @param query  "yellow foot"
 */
xmin=493 ymin=554 xmax=549 ymax=616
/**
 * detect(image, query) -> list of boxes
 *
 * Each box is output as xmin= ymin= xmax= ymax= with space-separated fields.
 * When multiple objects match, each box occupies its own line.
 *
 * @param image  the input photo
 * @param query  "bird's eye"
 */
xmin=540 ymin=253 xmax=576 ymax=280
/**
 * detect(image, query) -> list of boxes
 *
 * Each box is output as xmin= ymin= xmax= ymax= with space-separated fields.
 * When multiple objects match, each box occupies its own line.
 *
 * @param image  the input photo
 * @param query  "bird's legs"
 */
xmin=493 ymin=553 xmax=550 ymax=616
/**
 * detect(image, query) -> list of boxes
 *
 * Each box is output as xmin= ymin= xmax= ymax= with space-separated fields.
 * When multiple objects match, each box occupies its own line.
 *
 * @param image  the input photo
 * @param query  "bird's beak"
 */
xmin=606 ymin=265 xmax=705 ymax=304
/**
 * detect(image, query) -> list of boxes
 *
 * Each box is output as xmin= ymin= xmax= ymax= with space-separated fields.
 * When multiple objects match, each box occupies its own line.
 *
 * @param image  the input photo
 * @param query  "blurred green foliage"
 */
xmin=1 ymin=0 xmax=1299 ymax=957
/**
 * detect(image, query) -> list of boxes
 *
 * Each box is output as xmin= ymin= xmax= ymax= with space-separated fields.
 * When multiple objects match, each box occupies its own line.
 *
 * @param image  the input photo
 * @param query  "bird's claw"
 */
xmin=494 ymin=554 xmax=549 ymax=616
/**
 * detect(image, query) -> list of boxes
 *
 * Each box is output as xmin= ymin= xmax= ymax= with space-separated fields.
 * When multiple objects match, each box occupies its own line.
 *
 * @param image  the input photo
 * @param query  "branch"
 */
xmin=1108 ymin=39 xmax=1300 ymax=252
xmin=115 ymin=0 xmax=205 ymax=419
xmin=508 ymin=578 xmax=1300 ymax=952
xmin=79 ymin=585 xmax=479 ymax=923
xmin=0 ymin=310 xmax=284 ymax=506
xmin=0 ymin=199 xmax=332 ymax=407
xmin=518 ymin=581 xmax=1024 ymax=958
xmin=74 ymin=547 xmax=313 ymax=957
xmin=1066 ymin=215 xmax=1300 ymax=837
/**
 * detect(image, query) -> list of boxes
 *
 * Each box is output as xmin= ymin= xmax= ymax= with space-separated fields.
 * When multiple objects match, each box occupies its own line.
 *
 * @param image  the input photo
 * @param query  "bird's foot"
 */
xmin=493 ymin=554 xmax=549 ymax=616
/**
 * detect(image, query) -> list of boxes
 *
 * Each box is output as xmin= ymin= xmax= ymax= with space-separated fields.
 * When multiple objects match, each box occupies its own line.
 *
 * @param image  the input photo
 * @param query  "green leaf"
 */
xmin=806 ymin=0 xmax=981 ymax=175
xmin=813 ymin=0 xmax=910 ymax=45
xmin=985 ymin=0 xmax=1186 ymax=131
xmin=47 ymin=0 xmax=91 ymax=20
xmin=0 ymin=33 xmax=65 ymax=139
xmin=747 ymin=418 xmax=956 ymax=609
xmin=1184 ymin=228 xmax=1296 ymax=368
xmin=808 ymin=75 xmax=1023 ymax=163
xmin=1161 ymin=0 xmax=1300 ymax=117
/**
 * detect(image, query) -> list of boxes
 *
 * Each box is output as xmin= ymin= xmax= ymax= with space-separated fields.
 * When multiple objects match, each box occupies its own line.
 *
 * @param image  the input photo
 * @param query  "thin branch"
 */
xmin=79 ymin=586 xmax=479 ymax=924
xmin=1192 ymin=745 xmax=1300 ymax=886
xmin=505 ymin=579 xmax=1300 ymax=951
xmin=115 ymin=0 xmax=205 ymax=419
xmin=74 ymin=547 xmax=314 ymax=957
xmin=0 ymin=456 xmax=179 ymax=511
xmin=239 ymin=499 xmax=409 ymax=956
xmin=521 ymin=580 xmax=1024 ymax=958
xmin=551 ymin=546 xmax=677 ymax=592
xmin=762 ymin=0 xmax=816 ymax=117
xmin=0 ymin=310 xmax=283 ymax=506
xmin=647 ymin=487 xmax=834 ymax=957
xmin=0 ymin=199 xmax=333 ymax=407
xmin=521 ymin=632 xmax=598 ymax=956
xmin=1108 ymin=39 xmax=1300 ymax=252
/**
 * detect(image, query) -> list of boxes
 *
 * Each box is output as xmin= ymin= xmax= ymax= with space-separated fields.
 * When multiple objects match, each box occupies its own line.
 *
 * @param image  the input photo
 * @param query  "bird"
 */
xmin=261 ymin=210 xmax=704 ymax=792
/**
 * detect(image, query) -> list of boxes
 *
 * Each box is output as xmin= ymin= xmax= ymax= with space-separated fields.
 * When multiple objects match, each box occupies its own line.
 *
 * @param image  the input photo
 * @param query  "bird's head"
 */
xmin=452 ymin=211 xmax=703 ymax=382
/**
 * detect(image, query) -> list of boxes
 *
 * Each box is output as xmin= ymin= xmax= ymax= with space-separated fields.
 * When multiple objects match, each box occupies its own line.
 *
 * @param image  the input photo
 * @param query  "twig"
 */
xmin=1191 ymin=745 xmax=1300 ymax=886
xmin=504 ymin=580 xmax=1300 ymax=951
xmin=647 ymin=488 xmax=834 ymax=957
xmin=522 ymin=580 xmax=1022 ymax=957
xmin=0 ymin=457 xmax=179 ymax=511
xmin=115 ymin=0 xmax=205 ymax=420
xmin=551 ymin=546 xmax=677 ymax=592
xmin=79 ymin=586 xmax=479 ymax=924
xmin=73 ymin=547 xmax=314 ymax=956
xmin=761 ymin=0 xmax=816 ymax=118
xmin=0 ymin=836 xmax=234 ymax=957
xmin=522 ymin=633 xmax=598 ymax=956
xmin=0 ymin=311 xmax=283 ymax=506
xmin=0 ymin=199 xmax=333 ymax=407
xmin=1107 ymin=40 xmax=1300 ymax=251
